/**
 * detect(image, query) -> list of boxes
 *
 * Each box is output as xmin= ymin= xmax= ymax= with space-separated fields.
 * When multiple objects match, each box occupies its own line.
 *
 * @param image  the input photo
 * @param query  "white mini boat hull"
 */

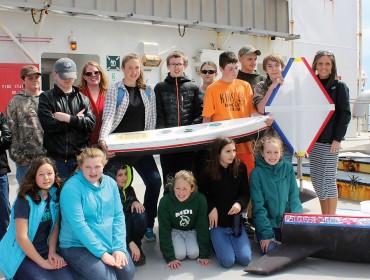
xmin=106 ymin=116 xmax=268 ymax=156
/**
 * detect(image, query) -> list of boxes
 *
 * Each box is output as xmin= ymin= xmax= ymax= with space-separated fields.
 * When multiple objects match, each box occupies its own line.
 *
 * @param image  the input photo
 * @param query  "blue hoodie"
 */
xmin=0 ymin=187 xmax=59 ymax=279
xmin=59 ymin=170 xmax=127 ymax=258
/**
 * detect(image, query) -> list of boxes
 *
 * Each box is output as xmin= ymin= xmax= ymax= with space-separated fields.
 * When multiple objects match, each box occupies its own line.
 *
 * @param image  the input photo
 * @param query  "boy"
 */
xmin=116 ymin=165 xmax=147 ymax=266
xmin=237 ymin=45 xmax=266 ymax=89
xmin=0 ymin=112 xmax=11 ymax=240
xmin=6 ymin=65 xmax=46 ymax=184
xmin=154 ymin=50 xmax=203 ymax=190
xmin=253 ymin=52 xmax=292 ymax=163
xmin=253 ymin=52 xmax=285 ymax=114
xmin=203 ymin=51 xmax=272 ymax=238
xmin=38 ymin=58 xmax=96 ymax=180
xmin=202 ymin=51 xmax=259 ymax=174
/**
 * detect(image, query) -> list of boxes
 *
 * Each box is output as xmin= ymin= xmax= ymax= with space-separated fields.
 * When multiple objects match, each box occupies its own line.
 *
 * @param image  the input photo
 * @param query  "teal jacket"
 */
xmin=158 ymin=188 xmax=210 ymax=263
xmin=250 ymin=157 xmax=302 ymax=240
xmin=0 ymin=187 xmax=59 ymax=279
xmin=59 ymin=170 xmax=127 ymax=258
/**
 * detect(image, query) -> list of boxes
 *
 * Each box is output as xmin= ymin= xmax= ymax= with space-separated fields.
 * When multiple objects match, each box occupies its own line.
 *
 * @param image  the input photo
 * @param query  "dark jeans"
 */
xmin=105 ymin=155 xmax=161 ymax=228
xmin=125 ymin=210 xmax=147 ymax=246
xmin=160 ymin=151 xmax=195 ymax=186
xmin=15 ymin=255 xmax=74 ymax=280
xmin=55 ymin=159 xmax=78 ymax=181
xmin=0 ymin=174 xmax=10 ymax=240
xmin=60 ymin=247 xmax=135 ymax=280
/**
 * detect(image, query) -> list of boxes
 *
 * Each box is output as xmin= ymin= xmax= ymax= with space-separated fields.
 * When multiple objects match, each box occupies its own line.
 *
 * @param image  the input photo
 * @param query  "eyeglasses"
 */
xmin=84 ymin=71 xmax=100 ymax=77
xmin=201 ymin=70 xmax=216 ymax=75
xmin=169 ymin=63 xmax=184 ymax=68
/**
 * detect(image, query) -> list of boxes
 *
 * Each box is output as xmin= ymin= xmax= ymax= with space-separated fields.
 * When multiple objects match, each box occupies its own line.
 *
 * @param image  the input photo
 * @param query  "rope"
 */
xmin=31 ymin=9 xmax=44 ymax=24
xmin=177 ymin=24 xmax=186 ymax=37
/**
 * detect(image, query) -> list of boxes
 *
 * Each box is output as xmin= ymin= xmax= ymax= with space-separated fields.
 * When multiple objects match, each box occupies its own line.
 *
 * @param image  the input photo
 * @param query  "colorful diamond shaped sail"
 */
xmin=265 ymin=57 xmax=335 ymax=155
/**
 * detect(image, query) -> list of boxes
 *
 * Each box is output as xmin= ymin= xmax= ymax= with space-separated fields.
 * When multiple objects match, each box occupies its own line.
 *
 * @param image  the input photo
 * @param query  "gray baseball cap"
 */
xmin=238 ymin=45 xmax=261 ymax=57
xmin=54 ymin=58 xmax=77 ymax=79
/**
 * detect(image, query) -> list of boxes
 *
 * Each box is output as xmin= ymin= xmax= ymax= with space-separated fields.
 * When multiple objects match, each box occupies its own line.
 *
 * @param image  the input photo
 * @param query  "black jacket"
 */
xmin=317 ymin=79 xmax=351 ymax=143
xmin=154 ymin=74 xmax=203 ymax=128
xmin=38 ymin=85 xmax=96 ymax=160
xmin=0 ymin=112 xmax=11 ymax=176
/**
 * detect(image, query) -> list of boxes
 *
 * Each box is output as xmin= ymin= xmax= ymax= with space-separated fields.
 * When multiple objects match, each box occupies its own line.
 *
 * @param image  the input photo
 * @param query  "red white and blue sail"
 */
xmin=265 ymin=57 xmax=335 ymax=155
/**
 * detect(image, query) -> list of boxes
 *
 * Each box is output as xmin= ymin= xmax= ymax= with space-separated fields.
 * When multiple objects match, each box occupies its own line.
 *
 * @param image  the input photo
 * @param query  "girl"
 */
xmin=250 ymin=135 xmax=302 ymax=254
xmin=99 ymin=53 xmax=161 ymax=242
xmin=310 ymin=50 xmax=351 ymax=215
xmin=199 ymin=61 xmax=218 ymax=100
xmin=158 ymin=170 xmax=210 ymax=270
xmin=198 ymin=137 xmax=251 ymax=268
xmin=0 ymin=157 xmax=73 ymax=280
xmin=59 ymin=148 xmax=135 ymax=280
xmin=78 ymin=61 xmax=109 ymax=146
xmin=116 ymin=165 xmax=147 ymax=266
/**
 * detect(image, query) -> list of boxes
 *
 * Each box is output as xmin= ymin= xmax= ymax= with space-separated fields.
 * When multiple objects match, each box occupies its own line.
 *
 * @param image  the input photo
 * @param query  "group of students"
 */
xmin=0 ymin=45 xmax=350 ymax=279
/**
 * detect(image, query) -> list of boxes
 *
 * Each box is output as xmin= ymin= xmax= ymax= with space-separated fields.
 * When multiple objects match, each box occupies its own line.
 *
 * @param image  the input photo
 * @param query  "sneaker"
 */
xmin=144 ymin=228 xmax=156 ymax=242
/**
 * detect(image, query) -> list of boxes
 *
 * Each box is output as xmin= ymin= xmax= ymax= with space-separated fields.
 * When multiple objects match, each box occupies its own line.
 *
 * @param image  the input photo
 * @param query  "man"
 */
xmin=38 ymin=58 xmax=95 ymax=180
xmin=237 ymin=45 xmax=266 ymax=90
xmin=6 ymin=65 xmax=46 ymax=184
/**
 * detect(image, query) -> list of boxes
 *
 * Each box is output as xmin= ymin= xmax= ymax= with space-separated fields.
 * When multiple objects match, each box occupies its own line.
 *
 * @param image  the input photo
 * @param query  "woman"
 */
xmin=310 ymin=50 xmax=351 ymax=215
xmin=59 ymin=148 xmax=135 ymax=280
xmin=198 ymin=137 xmax=251 ymax=268
xmin=199 ymin=61 xmax=218 ymax=100
xmin=78 ymin=61 xmax=109 ymax=146
xmin=99 ymin=53 xmax=161 ymax=242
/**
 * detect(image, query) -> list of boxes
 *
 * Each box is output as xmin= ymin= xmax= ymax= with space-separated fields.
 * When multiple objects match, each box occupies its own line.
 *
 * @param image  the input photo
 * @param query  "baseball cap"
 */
xmin=54 ymin=58 xmax=77 ymax=79
xmin=238 ymin=45 xmax=261 ymax=57
xmin=20 ymin=65 xmax=42 ymax=79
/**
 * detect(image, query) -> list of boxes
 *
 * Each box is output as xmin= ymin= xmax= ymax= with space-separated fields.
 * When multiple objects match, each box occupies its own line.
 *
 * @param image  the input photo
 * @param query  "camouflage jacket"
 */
xmin=6 ymin=90 xmax=46 ymax=164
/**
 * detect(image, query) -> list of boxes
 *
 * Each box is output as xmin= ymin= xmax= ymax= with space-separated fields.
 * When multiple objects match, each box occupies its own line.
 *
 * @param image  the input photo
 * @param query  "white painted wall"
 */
xmin=0 ymin=0 xmax=359 ymax=139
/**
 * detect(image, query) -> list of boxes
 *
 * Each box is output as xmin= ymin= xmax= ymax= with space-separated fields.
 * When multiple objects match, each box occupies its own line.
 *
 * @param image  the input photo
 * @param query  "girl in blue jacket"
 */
xmin=59 ymin=148 xmax=135 ymax=280
xmin=0 ymin=157 xmax=73 ymax=280
xmin=250 ymin=135 xmax=302 ymax=254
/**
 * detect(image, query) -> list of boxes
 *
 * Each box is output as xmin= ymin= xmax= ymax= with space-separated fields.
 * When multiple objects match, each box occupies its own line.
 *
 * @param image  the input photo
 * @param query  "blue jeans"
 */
xmin=0 ymin=174 xmax=10 ymax=240
xmin=105 ymin=155 xmax=162 ymax=228
xmin=210 ymin=226 xmax=252 ymax=268
xmin=60 ymin=247 xmax=135 ymax=280
xmin=125 ymin=210 xmax=147 ymax=246
xmin=55 ymin=159 xmax=78 ymax=181
xmin=255 ymin=227 xmax=282 ymax=254
xmin=16 ymin=163 xmax=31 ymax=185
xmin=15 ymin=255 xmax=74 ymax=280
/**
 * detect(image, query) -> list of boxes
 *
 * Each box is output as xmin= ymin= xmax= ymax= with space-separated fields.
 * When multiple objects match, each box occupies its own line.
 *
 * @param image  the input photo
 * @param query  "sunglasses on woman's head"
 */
xmin=201 ymin=70 xmax=216 ymax=75
xmin=84 ymin=71 xmax=100 ymax=77
xmin=316 ymin=50 xmax=334 ymax=56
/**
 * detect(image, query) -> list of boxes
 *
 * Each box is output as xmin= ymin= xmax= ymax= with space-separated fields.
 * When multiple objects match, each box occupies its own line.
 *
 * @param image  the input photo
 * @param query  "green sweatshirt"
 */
xmin=158 ymin=189 xmax=210 ymax=263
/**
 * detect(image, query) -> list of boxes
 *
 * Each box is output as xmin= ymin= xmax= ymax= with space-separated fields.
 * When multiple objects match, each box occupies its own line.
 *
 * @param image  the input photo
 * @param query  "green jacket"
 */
xmin=158 ymin=188 xmax=210 ymax=263
xmin=250 ymin=157 xmax=302 ymax=240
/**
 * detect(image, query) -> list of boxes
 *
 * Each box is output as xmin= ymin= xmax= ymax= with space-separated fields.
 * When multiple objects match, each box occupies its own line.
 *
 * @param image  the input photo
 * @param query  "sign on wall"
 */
xmin=106 ymin=56 xmax=120 ymax=71
xmin=0 ymin=63 xmax=39 ymax=114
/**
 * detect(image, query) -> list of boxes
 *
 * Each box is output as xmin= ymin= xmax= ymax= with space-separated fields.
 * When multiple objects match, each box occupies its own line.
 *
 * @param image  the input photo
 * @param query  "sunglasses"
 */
xmin=201 ymin=70 xmax=216 ymax=75
xmin=84 ymin=71 xmax=100 ymax=77
xmin=315 ymin=50 xmax=334 ymax=56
